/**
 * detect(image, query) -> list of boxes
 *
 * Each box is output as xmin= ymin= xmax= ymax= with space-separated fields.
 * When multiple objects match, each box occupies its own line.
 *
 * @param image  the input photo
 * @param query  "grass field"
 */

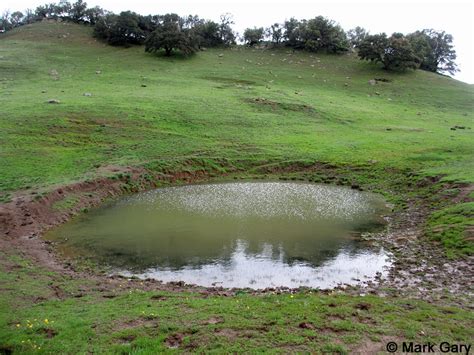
xmin=1 ymin=252 xmax=472 ymax=353
xmin=1 ymin=22 xmax=472 ymax=193
xmin=0 ymin=21 xmax=473 ymax=353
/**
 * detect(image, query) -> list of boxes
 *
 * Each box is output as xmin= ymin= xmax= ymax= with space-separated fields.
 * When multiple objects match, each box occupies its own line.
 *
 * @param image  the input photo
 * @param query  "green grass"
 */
xmin=426 ymin=202 xmax=474 ymax=258
xmin=1 ymin=252 xmax=473 ymax=353
xmin=1 ymin=22 xmax=472 ymax=193
xmin=51 ymin=193 xmax=81 ymax=211
xmin=1 ymin=22 xmax=473 ymax=352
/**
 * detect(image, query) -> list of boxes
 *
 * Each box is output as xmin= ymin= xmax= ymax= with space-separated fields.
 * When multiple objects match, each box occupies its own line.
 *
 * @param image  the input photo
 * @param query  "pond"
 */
xmin=46 ymin=182 xmax=392 ymax=289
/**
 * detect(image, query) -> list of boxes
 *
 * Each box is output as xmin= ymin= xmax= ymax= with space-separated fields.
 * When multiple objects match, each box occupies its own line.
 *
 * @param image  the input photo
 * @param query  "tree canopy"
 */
xmin=357 ymin=32 xmax=419 ymax=71
xmin=281 ymin=16 xmax=349 ymax=53
xmin=144 ymin=14 xmax=196 ymax=56
xmin=243 ymin=27 xmax=264 ymax=46
xmin=407 ymin=29 xmax=458 ymax=75
xmin=266 ymin=23 xmax=283 ymax=45
xmin=108 ymin=11 xmax=145 ymax=46
xmin=0 ymin=0 xmax=459 ymax=73
xmin=347 ymin=26 xmax=368 ymax=49
xmin=93 ymin=11 xmax=146 ymax=46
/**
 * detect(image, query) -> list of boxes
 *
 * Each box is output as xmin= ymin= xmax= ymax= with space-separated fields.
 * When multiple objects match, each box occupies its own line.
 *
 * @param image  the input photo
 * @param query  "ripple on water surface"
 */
xmin=46 ymin=182 xmax=392 ymax=289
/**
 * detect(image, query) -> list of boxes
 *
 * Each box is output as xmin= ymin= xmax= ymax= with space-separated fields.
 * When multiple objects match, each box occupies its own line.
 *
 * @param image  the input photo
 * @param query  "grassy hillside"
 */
xmin=1 ymin=22 xmax=473 ymax=353
xmin=1 ymin=22 xmax=472 ymax=194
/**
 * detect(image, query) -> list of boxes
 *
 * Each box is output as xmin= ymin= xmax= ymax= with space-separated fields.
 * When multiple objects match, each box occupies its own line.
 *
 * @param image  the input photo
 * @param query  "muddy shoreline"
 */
xmin=1 ymin=165 xmax=473 ymax=306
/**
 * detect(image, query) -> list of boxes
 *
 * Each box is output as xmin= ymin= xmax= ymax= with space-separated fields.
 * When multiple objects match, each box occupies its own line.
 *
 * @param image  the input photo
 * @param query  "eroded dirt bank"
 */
xmin=0 ymin=164 xmax=472 ymax=305
xmin=0 ymin=165 xmax=213 ymax=274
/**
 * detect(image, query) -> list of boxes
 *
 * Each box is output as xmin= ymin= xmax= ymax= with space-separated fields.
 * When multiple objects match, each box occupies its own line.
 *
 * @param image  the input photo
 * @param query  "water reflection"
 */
xmin=46 ymin=182 xmax=391 ymax=289
xmin=125 ymin=240 xmax=389 ymax=289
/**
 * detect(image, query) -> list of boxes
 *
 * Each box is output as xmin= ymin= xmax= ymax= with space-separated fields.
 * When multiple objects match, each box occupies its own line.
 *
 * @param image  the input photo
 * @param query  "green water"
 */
xmin=46 ymin=182 xmax=391 ymax=289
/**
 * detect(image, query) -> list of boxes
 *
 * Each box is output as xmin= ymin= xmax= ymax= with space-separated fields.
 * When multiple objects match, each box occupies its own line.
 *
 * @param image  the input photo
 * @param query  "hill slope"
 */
xmin=1 ymin=22 xmax=473 ymax=194
xmin=0 ymin=22 xmax=473 ymax=353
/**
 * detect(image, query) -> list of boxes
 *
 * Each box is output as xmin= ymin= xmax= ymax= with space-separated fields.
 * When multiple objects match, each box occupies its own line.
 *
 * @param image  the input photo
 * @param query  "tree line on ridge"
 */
xmin=0 ymin=1 xmax=458 ymax=74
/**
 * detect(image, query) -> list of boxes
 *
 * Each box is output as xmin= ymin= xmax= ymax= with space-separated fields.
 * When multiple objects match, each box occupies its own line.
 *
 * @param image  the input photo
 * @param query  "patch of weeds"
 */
xmin=426 ymin=202 xmax=474 ymax=257
xmin=329 ymin=319 xmax=364 ymax=332
xmin=202 ymin=76 xmax=257 ymax=86
xmin=342 ymin=334 xmax=362 ymax=344
xmin=321 ymin=343 xmax=348 ymax=354
xmin=245 ymin=97 xmax=316 ymax=115
xmin=439 ymin=188 xmax=460 ymax=198
xmin=52 ymin=195 xmax=81 ymax=211
xmin=0 ymin=193 xmax=12 ymax=203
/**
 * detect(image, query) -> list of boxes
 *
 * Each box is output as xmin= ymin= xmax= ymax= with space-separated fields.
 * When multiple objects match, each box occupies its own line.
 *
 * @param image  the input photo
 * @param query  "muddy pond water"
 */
xmin=46 ymin=182 xmax=392 ymax=289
